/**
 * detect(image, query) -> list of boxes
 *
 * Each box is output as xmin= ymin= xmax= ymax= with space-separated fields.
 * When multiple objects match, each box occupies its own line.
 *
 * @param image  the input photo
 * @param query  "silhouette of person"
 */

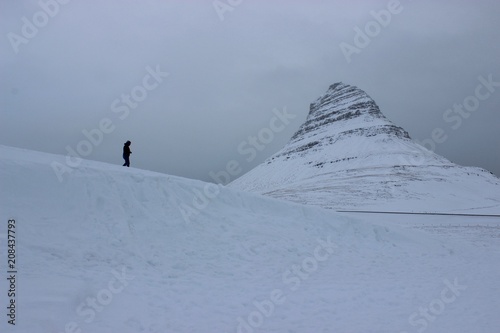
xmin=123 ymin=141 xmax=132 ymax=167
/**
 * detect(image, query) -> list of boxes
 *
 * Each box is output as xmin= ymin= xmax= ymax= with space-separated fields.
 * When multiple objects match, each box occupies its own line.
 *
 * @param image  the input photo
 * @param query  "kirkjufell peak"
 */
xmin=288 ymin=82 xmax=411 ymax=151
xmin=230 ymin=83 xmax=500 ymax=213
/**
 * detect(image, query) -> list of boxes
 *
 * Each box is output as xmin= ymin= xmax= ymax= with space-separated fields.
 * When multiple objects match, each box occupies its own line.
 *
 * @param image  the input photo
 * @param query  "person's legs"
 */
xmin=123 ymin=155 xmax=130 ymax=167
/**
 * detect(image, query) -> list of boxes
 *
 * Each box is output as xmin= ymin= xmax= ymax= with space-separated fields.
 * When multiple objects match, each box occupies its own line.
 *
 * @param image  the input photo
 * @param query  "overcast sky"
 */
xmin=1 ymin=0 xmax=499 ymax=183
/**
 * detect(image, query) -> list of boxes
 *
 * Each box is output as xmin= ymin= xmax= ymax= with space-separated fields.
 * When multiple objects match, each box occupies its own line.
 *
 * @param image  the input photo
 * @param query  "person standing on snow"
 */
xmin=123 ymin=141 xmax=132 ymax=167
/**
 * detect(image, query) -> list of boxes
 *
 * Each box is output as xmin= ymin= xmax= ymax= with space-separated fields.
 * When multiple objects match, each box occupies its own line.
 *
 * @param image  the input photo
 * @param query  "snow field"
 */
xmin=0 ymin=145 xmax=499 ymax=333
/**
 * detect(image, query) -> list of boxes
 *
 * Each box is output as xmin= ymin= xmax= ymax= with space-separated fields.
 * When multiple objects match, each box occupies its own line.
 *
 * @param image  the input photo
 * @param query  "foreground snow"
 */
xmin=0 ymin=145 xmax=499 ymax=333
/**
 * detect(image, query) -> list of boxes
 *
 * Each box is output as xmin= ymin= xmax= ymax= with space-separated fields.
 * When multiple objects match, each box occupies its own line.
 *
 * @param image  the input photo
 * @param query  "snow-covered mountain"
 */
xmin=230 ymin=83 xmax=500 ymax=213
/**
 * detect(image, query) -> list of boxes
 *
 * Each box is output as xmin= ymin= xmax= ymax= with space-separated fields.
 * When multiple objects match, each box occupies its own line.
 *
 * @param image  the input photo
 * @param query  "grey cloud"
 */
xmin=1 ymin=0 xmax=499 ymax=181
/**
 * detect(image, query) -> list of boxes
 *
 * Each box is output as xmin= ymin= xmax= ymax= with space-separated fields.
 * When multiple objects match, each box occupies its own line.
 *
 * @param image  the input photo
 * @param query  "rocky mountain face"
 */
xmin=230 ymin=83 xmax=500 ymax=213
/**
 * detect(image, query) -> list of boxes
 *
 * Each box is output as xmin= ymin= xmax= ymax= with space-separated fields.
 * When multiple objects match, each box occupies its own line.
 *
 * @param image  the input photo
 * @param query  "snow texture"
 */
xmin=230 ymin=83 xmax=500 ymax=213
xmin=1 ymin=144 xmax=499 ymax=333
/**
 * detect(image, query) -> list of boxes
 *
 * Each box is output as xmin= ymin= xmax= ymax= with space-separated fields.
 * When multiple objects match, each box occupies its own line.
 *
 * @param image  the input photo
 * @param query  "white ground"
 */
xmin=0 ymin=145 xmax=499 ymax=333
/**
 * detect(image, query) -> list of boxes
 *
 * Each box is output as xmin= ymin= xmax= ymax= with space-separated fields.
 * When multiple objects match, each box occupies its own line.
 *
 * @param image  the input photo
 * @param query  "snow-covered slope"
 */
xmin=1 ymin=145 xmax=499 ymax=333
xmin=230 ymin=83 xmax=500 ymax=213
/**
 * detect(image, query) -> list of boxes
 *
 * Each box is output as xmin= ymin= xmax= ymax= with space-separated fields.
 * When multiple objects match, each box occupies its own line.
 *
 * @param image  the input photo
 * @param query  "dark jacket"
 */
xmin=123 ymin=142 xmax=131 ymax=156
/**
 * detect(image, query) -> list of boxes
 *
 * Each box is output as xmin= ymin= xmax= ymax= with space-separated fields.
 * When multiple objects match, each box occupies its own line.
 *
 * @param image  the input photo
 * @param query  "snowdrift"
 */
xmin=0 ymin=145 xmax=499 ymax=333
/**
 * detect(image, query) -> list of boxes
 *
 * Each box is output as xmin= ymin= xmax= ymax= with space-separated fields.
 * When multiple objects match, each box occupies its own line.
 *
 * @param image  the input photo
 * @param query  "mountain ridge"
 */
xmin=230 ymin=83 xmax=500 ymax=213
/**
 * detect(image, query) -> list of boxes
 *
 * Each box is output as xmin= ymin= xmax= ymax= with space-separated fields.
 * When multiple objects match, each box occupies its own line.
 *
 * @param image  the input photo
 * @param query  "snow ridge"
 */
xmin=1 ymin=144 xmax=500 ymax=332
